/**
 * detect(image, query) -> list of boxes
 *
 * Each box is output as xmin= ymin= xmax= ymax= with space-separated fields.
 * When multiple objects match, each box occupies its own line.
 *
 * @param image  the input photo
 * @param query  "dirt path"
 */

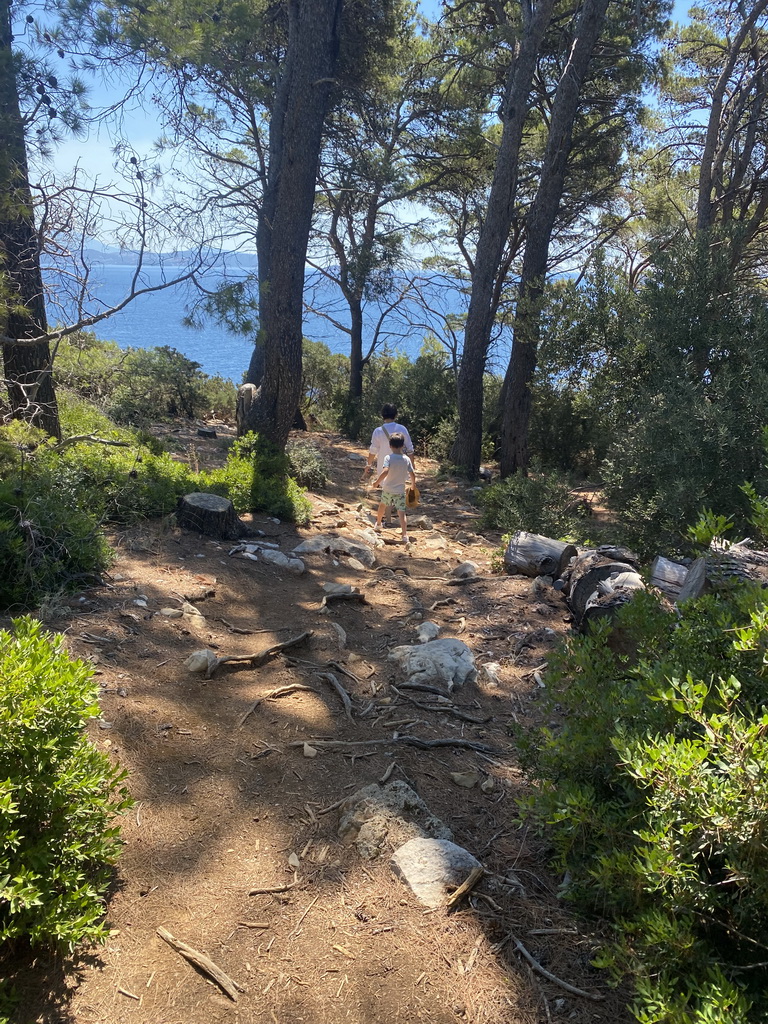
xmin=6 ymin=429 xmax=631 ymax=1024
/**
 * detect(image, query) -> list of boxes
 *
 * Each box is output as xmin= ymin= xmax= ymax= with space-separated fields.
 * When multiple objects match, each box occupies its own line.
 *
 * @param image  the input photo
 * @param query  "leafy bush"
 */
xmin=286 ymin=439 xmax=329 ymax=490
xmin=598 ymin=239 xmax=768 ymax=556
xmin=55 ymin=332 xmax=236 ymax=423
xmin=0 ymin=416 xmax=312 ymax=609
xmin=209 ymin=433 xmax=312 ymax=524
xmin=0 ymin=617 xmax=130 ymax=951
xmin=0 ymin=429 xmax=114 ymax=610
xmin=478 ymin=466 xmax=587 ymax=538
xmin=520 ymin=586 xmax=768 ymax=1022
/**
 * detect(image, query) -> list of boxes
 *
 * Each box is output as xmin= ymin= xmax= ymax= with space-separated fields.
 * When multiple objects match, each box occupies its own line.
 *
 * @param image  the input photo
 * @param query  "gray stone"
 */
xmin=409 ymin=515 xmax=434 ymax=531
xmin=259 ymin=549 xmax=306 ymax=575
xmin=391 ymin=838 xmax=482 ymax=908
xmin=338 ymin=781 xmax=452 ymax=860
xmin=449 ymin=560 xmax=479 ymax=579
xmin=388 ymin=638 xmax=477 ymax=692
xmin=292 ymin=534 xmax=376 ymax=567
xmin=415 ymin=621 xmax=440 ymax=643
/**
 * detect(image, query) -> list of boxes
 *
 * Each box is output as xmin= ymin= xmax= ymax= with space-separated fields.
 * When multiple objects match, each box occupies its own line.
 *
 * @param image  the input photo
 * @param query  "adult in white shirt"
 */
xmin=365 ymin=404 xmax=415 ymax=476
xmin=365 ymin=405 xmax=415 ymax=526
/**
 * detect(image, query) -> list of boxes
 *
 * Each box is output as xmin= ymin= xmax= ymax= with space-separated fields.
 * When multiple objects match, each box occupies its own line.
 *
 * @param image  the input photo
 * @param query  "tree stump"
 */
xmin=649 ymin=555 xmax=688 ymax=598
xmin=177 ymin=493 xmax=247 ymax=540
xmin=503 ymin=531 xmax=578 ymax=578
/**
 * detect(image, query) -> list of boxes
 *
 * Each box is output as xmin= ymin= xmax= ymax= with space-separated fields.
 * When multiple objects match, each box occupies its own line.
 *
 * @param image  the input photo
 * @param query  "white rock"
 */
xmin=184 ymin=649 xmax=218 ymax=674
xmin=388 ymin=638 xmax=477 ymax=692
xmin=322 ymin=582 xmax=354 ymax=595
xmin=293 ymin=534 xmax=376 ymax=567
xmin=415 ymin=621 xmax=440 ymax=644
xmin=160 ymin=608 xmax=183 ymax=618
xmin=449 ymin=561 xmax=479 ymax=579
xmin=260 ymin=548 xmax=305 ymax=574
xmin=482 ymin=661 xmax=503 ymax=686
xmin=347 ymin=557 xmax=367 ymax=572
xmin=391 ymin=838 xmax=482 ymax=908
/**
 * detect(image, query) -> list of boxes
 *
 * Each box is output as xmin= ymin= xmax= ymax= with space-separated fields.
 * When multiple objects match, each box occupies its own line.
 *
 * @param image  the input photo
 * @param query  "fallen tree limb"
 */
xmin=391 ymin=685 xmax=491 ymax=724
xmin=287 ymin=735 xmax=496 ymax=754
xmin=318 ymin=672 xmax=353 ymax=720
xmin=204 ymin=630 xmax=314 ymax=678
xmin=157 ymin=926 xmax=243 ymax=1001
xmin=248 ymin=880 xmax=297 ymax=895
xmin=505 ymin=932 xmax=604 ymax=1001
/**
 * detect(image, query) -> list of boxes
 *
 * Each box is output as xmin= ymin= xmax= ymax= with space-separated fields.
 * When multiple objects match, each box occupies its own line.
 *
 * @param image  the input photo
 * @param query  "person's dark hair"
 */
xmin=382 ymin=404 xmax=397 ymax=419
xmin=389 ymin=432 xmax=405 ymax=449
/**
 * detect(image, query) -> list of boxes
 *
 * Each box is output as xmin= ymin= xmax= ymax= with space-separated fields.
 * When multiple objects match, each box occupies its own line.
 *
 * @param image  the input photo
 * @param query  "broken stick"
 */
xmin=156 ymin=926 xmax=243 ymax=1001
xmin=446 ymin=866 xmax=485 ymax=910
xmin=318 ymin=671 xmax=353 ymax=720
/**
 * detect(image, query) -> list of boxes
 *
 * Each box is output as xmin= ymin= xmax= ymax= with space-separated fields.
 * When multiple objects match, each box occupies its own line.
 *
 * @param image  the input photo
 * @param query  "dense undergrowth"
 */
xmin=0 ymin=393 xmax=315 ymax=612
xmin=0 ymin=617 xmax=130 ymax=1024
xmin=520 ymin=586 xmax=768 ymax=1023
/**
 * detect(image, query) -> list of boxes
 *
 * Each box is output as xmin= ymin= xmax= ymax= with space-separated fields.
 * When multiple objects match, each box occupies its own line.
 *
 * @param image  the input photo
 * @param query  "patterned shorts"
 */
xmin=381 ymin=490 xmax=407 ymax=511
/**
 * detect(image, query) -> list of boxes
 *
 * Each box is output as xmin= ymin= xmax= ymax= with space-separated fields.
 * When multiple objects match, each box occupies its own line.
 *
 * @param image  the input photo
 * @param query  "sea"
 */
xmin=46 ymin=263 xmax=472 ymax=383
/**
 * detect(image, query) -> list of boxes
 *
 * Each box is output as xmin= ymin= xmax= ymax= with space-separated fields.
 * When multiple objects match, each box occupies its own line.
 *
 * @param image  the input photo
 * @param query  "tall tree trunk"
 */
xmin=499 ymin=0 xmax=611 ymax=478
xmin=695 ymin=0 xmax=768 ymax=236
xmin=450 ymin=0 xmax=556 ymax=477
xmin=345 ymin=296 xmax=365 ymax=439
xmin=242 ymin=0 xmax=342 ymax=446
xmin=0 ymin=0 xmax=60 ymax=438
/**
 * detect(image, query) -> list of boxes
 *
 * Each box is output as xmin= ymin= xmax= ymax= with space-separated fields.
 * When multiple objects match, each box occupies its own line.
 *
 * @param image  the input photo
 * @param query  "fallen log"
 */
xmin=504 ymin=531 xmax=578 ymax=578
xmin=649 ymin=555 xmax=688 ymax=598
xmin=564 ymin=552 xmax=643 ymax=624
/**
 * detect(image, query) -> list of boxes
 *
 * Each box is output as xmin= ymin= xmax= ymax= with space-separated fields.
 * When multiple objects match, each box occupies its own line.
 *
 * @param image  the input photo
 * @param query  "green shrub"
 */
xmin=520 ymin=586 xmax=768 ymax=1022
xmin=54 ymin=333 xmax=236 ymax=424
xmin=286 ymin=439 xmax=329 ymax=490
xmin=478 ymin=466 xmax=587 ymax=538
xmin=0 ymin=469 xmax=113 ymax=611
xmin=0 ymin=617 xmax=130 ymax=951
xmin=209 ymin=433 xmax=312 ymax=524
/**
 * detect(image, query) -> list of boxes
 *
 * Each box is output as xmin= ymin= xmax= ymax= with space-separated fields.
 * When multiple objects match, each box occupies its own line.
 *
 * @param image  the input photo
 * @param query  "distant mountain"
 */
xmin=78 ymin=245 xmax=259 ymax=270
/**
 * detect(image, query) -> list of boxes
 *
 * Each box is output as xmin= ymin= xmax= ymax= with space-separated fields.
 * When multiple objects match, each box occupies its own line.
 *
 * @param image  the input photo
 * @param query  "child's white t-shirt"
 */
xmin=381 ymin=453 xmax=413 ymax=494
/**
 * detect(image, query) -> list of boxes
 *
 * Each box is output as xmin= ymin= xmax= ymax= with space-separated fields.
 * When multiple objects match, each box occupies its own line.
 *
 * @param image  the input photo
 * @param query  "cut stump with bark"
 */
xmin=504 ymin=531 xmax=578 ymax=578
xmin=177 ymin=493 xmax=248 ymax=540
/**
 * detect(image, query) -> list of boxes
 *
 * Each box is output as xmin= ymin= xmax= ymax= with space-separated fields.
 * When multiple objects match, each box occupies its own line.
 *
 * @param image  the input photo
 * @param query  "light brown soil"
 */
xmin=5 ymin=428 xmax=632 ymax=1024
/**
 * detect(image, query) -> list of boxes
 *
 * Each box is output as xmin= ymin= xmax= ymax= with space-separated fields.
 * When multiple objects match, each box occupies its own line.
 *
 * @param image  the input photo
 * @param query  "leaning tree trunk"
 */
xmin=241 ymin=0 xmax=342 ymax=446
xmin=0 ymin=0 xmax=60 ymax=438
xmin=450 ymin=0 xmax=556 ymax=478
xmin=499 ymin=0 xmax=611 ymax=477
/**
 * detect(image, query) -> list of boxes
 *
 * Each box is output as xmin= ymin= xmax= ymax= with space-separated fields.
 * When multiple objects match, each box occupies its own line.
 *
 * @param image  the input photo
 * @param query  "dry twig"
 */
xmin=156 ymin=926 xmax=243 ymax=1001
xmin=446 ymin=867 xmax=485 ymax=910
xmin=238 ymin=684 xmax=317 ymax=727
xmin=318 ymin=671 xmax=354 ymax=720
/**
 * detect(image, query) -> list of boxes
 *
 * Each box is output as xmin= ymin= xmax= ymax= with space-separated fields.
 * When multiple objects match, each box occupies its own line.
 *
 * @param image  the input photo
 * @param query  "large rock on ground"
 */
xmin=292 ymin=534 xmax=376 ymax=567
xmin=388 ymin=638 xmax=477 ymax=692
xmin=391 ymin=838 xmax=482 ymax=908
xmin=338 ymin=781 xmax=452 ymax=860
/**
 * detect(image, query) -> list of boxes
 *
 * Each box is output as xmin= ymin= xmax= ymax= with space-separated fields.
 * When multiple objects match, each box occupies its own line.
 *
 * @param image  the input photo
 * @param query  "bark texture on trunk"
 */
xmin=500 ymin=0 xmax=610 ymax=477
xmin=451 ymin=0 xmax=556 ymax=477
xmin=0 ymin=0 xmax=60 ymax=438
xmin=243 ymin=0 xmax=343 ymax=446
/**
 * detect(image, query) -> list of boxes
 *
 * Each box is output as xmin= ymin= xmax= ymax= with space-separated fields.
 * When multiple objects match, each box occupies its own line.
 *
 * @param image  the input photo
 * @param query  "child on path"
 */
xmin=373 ymin=432 xmax=417 ymax=544
xmin=365 ymin=404 xmax=415 ymax=526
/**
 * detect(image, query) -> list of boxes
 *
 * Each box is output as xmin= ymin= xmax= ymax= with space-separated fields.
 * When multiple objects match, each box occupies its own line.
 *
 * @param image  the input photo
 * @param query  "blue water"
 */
xmin=48 ymin=263 xmax=465 ymax=383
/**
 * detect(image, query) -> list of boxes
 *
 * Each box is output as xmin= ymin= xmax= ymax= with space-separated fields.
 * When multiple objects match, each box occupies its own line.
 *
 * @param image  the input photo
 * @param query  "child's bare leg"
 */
xmin=375 ymin=502 xmax=387 ymax=529
xmin=397 ymin=508 xmax=408 ymax=541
